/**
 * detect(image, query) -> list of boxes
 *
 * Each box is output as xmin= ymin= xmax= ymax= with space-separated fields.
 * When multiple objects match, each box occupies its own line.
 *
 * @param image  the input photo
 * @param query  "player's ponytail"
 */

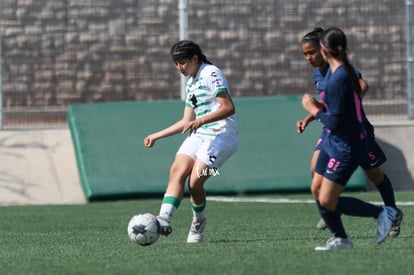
xmin=171 ymin=40 xmax=213 ymax=65
xmin=320 ymin=27 xmax=361 ymax=95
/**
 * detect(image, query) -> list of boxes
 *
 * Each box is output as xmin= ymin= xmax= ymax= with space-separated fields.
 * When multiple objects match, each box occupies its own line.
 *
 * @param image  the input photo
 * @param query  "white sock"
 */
xmin=158 ymin=194 xmax=180 ymax=221
xmin=159 ymin=203 xmax=176 ymax=222
xmin=192 ymin=202 xmax=206 ymax=221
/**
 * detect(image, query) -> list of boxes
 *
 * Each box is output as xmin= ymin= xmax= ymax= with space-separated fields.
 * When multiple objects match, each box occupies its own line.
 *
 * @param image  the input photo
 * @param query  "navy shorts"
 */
xmin=358 ymin=136 xmax=387 ymax=170
xmin=315 ymin=136 xmax=361 ymax=186
xmin=314 ymin=129 xmax=327 ymax=151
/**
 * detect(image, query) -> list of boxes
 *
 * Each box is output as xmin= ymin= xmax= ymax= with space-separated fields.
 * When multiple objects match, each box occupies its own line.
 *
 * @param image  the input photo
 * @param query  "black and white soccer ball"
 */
xmin=127 ymin=213 xmax=160 ymax=246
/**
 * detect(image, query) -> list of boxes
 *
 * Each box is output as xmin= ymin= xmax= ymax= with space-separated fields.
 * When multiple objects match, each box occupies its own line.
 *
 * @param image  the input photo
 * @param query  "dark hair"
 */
xmin=320 ymin=27 xmax=361 ymax=95
xmin=301 ymin=27 xmax=324 ymax=45
xmin=170 ymin=40 xmax=213 ymax=65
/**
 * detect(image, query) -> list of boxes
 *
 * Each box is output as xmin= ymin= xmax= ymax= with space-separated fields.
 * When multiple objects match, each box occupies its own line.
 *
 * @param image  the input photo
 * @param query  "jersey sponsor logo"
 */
xmin=212 ymin=77 xmax=224 ymax=88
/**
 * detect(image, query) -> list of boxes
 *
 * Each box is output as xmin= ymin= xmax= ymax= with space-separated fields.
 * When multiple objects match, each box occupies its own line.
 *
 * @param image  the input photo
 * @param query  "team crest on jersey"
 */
xmin=189 ymin=94 xmax=198 ymax=108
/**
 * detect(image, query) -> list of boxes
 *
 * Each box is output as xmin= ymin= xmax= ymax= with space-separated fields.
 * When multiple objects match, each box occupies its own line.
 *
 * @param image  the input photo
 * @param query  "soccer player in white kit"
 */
xmin=144 ymin=40 xmax=238 ymax=243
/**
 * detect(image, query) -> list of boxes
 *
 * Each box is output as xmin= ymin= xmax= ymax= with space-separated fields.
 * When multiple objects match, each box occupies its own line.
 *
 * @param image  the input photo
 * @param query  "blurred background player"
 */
xmin=302 ymin=27 xmax=397 ymax=250
xmin=143 ymin=40 xmax=238 ymax=243
xmin=297 ymin=27 xmax=403 ymax=237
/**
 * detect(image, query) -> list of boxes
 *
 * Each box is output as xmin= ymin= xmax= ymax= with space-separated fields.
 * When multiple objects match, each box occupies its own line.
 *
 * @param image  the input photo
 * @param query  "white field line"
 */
xmin=207 ymin=196 xmax=414 ymax=206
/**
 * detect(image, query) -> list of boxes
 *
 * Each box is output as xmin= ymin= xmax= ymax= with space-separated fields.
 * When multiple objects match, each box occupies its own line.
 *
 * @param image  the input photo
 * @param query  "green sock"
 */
xmin=159 ymin=195 xmax=181 ymax=221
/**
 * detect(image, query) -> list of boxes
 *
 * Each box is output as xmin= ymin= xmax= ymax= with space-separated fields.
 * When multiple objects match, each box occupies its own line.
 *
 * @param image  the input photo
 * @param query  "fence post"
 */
xmin=179 ymin=0 xmax=188 ymax=101
xmin=407 ymin=0 xmax=414 ymax=119
xmin=0 ymin=19 xmax=3 ymax=129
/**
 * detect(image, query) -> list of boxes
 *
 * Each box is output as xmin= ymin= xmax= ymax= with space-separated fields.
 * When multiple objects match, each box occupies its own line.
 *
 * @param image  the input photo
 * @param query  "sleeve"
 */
xmin=207 ymin=70 xmax=229 ymax=96
xmin=315 ymin=77 xmax=345 ymax=131
xmin=354 ymin=67 xmax=362 ymax=79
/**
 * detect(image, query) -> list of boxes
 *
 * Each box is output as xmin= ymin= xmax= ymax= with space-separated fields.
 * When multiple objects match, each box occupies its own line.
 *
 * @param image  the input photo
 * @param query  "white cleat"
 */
xmin=316 ymin=218 xmax=328 ymax=230
xmin=187 ymin=217 xmax=206 ymax=243
xmin=315 ymin=236 xmax=353 ymax=251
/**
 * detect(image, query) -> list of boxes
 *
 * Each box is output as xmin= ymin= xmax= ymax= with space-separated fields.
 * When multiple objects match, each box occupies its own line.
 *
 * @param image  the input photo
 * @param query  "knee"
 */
xmin=310 ymin=179 xmax=321 ymax=200
xmin=310 ymin=184 xmax=319 ymax=199
xmin=318 ymin=197 xmax=337 ymax=212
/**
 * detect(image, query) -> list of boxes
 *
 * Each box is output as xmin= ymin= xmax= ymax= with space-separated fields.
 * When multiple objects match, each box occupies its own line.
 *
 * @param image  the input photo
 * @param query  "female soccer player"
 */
xmin=301 ymin=27 xmax=397 ymax=250
xmin=297 ymin=28 xmax=403 ymax=237
xmin=143 ymin=40 xmax=238 ymax=243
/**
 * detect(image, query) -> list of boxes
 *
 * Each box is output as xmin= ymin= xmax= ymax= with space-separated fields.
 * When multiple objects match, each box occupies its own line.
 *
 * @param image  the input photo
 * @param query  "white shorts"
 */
xmin=176 ymin=132 xmax=238 ymax=168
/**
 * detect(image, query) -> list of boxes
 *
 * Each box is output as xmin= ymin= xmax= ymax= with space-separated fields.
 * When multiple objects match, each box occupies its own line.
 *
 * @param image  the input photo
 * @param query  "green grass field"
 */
xmin=1 ymin=191 xmax=413 ymax=275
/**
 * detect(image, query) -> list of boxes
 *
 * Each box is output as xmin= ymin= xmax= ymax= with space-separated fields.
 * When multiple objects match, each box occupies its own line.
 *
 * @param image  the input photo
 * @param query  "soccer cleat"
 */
xmin=376 ymin=206 xmax=397 ymax=244
xmin=187 ymin=217 xmax=206 ymax=243
xmin=389 ymin=208 xmax=403 ymax=237
xmin=156 ymin=216 xmax=172 ymax=236
xmin=314 ymin=236 xmax=353 ymax=251
xmin=316 ymin=218 xmax=328 ymax=230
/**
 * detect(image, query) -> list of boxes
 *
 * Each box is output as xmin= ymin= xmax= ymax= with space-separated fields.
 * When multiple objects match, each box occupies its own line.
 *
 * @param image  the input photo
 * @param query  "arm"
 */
xmin=182 ymin=92 xmax=235 ymax=134
xmin=144 ymin=106 xmax=195 ymax=148
xmin=359 ymin=78 xmax=369 ymax=98
xmin=297 ymin=99 xmax=325 ymax=134
xmin=302 ymin=93 xmax=341 ymax=131
xmin=297 ymin=113 xmax=315 ymax=134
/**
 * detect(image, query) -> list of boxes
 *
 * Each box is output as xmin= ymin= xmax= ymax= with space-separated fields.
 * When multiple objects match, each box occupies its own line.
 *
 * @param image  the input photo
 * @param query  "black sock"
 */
xmin=336 ymin=197 xmax=383 ymax=218
xmin=316 ymin=201 xmax=347 ymax=239
xmin=375 ymin=174 xmax=396 ymax=208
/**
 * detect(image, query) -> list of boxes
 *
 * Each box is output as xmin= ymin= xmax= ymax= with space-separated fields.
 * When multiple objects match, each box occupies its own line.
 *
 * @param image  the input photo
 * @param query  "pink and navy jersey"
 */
xmin=314 ymin=65 xmax=374 ymax=137
xmin=315 ymin=65 xmax=366 ymax=144
xmin=313 ymin=66 xmax=329 ymax=98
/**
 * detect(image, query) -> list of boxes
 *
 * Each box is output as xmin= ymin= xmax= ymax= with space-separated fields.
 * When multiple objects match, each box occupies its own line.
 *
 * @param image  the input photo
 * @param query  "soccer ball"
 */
xmin=127 ymin=213 xmax=161 ymax=246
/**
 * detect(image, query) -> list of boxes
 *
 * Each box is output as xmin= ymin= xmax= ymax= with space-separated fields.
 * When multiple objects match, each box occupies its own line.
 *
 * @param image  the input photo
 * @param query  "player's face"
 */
xmin=301 ymin=42 xmax=325 ymax=68
xmin=174 ymin=55 xmax=199 ymax=77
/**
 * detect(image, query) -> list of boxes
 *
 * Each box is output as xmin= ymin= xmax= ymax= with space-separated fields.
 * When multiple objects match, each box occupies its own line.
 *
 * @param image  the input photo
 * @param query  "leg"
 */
xmin=310 ymin=171 xmax=323 ymax=200
xmin=314 ymin=176 xmax=353 ymax=250
xmin=310 ymin=149 xmax=320 ymax=178
xmin=365 ymin=167 xmax=396 ymax=207
xmin=164 ymin=154 xmax=194 ymax=198
xmin=361 ymin=141 xmax=403 ymax=236
xmin=318 ymin=177 xmax=343 ymax=212
xmin=188 ymin=158 xmax=210 ymax=206
xmin=186 ymin=158 xmax=210 ymax=243
xmin=316 ymin=177 xmax=347 ymax=238
xmin=157 ymin=154 xmax=194 ymax=235
xmin=364 ymin=167 xmax=403 ymax=237
xmin=311 ymin=150 xmax=330 ymax=230
xmin=318 ymin=175 xmax=396 ymax=244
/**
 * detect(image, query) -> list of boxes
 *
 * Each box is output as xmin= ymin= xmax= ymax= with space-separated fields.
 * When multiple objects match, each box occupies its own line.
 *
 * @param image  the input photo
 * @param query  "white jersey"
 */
xmin=185 ymin=63 xmax=237 ymax=138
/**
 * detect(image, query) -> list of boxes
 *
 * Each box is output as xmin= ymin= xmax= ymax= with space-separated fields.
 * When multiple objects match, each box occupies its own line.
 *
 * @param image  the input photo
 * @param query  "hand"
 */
xmin=182 ymin=119 xmax=203 ymax=135
xmin=144 ymin=135 xmax=156 ymax=148
xmin=296 ymin=119 xmax=307 ymax=134
xmin=302 ymin=94 xmax=320 ymax=116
